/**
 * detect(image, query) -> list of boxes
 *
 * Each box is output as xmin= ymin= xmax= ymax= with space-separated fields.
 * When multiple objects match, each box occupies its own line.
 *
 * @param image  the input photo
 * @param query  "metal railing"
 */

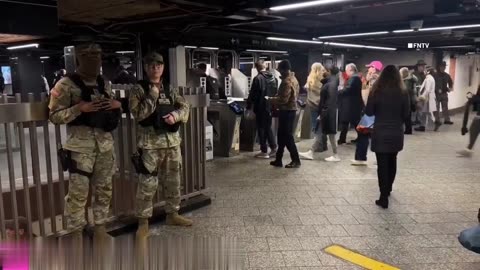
xmin=0 ymin=86 xmax=209 ymax=240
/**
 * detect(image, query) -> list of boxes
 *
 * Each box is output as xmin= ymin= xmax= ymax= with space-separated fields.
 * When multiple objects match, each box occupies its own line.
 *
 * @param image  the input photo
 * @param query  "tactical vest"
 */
xmin=137 ymin=80 xmax=181 ymax=133
xmin=67 ymin=73 xmax=121 ymax=132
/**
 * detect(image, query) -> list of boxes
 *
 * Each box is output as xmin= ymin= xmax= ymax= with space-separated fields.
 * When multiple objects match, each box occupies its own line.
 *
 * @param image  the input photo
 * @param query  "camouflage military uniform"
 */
xmin=129 ymin=82 xmax=189 ymax=218
xmin=49 ymin=75 xmax=116 ymax=232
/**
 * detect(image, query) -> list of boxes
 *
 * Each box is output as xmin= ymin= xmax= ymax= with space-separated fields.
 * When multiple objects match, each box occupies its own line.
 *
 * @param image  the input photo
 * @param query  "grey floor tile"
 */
xmin=321 ymin=198 xmax=350 ymax=206
xmin=225 ymin=226 xmax=256 ymax=238
xmin=310 ymin=206 xmax=342 ymax=215
xmin=238 ymin=237 xmax=269 ymax=252
xmin=316 ymin=251 xmax=349 ymax=266
xmin=268 ymin=237 xmax=303 ymax=251
xmin=379 ymin=213 xmax=417 ymax=224
xmin=335 ymin=205 xmax=368 ymax=215
xmin=314 ymin=225 xmax=350 ymax=237
xmin=401 ymin=223 xmax=442 ymax=235
xmin=244 ymin=216 xmax=274 ymax=226
xmin=282 ymin=251 xmax=323 ymax=267
xmin=271 ymin=215 xmax=304 ymax=226
xmin=248 ymin=251 xmax=286 ymax=268
xmin=342 ymin=224 xmax=379 ymax=237
xmin=298 ymin=237 xmax=333 ymax=251
xmin=424 ymin=234 xmax=462 ymax=248
xmin=351 ymin=213 xmax=388 ymax=224
xmin=285 ymin=226 xmax=320 ymax=237
xmin=299 ymin=215 xmax=331 ymax=225
xmin=254 ymin=226 xmax=287 ymax=237
xmin=234 ymin=207 xmax=261 ymax=217
xmin=325 ymin=214 xmax=360 ymax=225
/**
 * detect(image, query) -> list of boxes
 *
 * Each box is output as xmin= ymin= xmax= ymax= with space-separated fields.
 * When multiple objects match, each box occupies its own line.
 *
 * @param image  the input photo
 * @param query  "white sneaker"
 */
xmin=325 ymin=155 xmax=341 ymax=162
xmin=255 ymin=152 xmax=270 ymax=159
xmin=299 ymin=150 xmax=314 ymax=160
xmin=351 ymin=160 xmax=368 ymax=166
xmin=457 ymin=148 xmax=473 ymax=158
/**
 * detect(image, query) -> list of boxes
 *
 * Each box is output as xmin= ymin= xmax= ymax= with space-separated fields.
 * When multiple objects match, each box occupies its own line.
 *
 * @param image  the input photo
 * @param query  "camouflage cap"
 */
xmin=75 ymin=43 xmax=101 ymax=54
xmin=143 ymin=52 xmax=164 ymax=65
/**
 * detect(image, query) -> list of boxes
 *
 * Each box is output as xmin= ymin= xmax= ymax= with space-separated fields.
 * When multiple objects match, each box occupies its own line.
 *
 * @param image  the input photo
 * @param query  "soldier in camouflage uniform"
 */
xmin=129 ymin=52 xmax=192 ymax=238
xmin=48 ymin=44 xmax=122 ymax=240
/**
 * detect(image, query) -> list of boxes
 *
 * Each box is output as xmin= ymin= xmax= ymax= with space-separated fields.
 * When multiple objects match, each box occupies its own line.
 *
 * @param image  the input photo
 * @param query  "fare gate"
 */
xmin=0 ymin=86 xmax=209 ymax=240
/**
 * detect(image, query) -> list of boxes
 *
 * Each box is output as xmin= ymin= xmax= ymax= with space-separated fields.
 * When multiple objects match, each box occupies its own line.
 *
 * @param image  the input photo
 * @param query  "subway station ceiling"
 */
xmin=1 ymin=0 xmax=480 ymax=52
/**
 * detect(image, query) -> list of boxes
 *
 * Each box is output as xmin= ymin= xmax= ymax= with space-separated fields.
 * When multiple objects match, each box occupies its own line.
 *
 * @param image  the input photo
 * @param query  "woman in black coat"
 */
xmin=319 ymin=67 xmax=340 ymax=162
xmin=365 ymin=65 xmax=410 ymax=209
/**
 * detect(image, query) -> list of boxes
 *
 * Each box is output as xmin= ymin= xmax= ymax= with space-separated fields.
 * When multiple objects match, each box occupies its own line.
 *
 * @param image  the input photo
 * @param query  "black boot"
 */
xmin=414 ymin=126 xmax=425 ymax=132
xmin=270 ymin=160 xmax=283 ymax=168
xmin=434 ymin=122 xmax=442 ymax=132
xmin=375 ymin=194 xmax=389 ymax=209
xmin=285 ymin=161 xmax=301 ymax=168
xmin=444 ymin=121 xmax=454 ymax=125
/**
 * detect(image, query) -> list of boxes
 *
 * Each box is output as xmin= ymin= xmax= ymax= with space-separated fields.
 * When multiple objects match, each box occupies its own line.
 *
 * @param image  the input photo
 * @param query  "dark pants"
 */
xmin=256 ymin=112 xmax=277 ymax=153
xmin=339 ymin=122 xmax=350 ymax=143
xmin=436 ymin=93 xmax=451 ymax=122
xmin=405 ymin=111 xmax=413 ymax=133
xmin=275 ymin=110 xmax=300 ymax=163
xmin=375 ymin=152 xmax=398 ymax=196
xmin=355 ymin=132 xmax=370 ymax=161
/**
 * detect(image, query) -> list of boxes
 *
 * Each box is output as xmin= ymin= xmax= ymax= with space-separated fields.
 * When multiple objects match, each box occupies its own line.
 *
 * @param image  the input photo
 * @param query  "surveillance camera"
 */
xmin=410 ymin=20 xmax=424 ymax=31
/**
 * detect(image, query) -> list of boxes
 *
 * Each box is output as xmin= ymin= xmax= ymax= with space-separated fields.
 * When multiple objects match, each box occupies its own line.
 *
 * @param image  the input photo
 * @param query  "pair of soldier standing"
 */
xmin=48 ymin=44 xmax=192 ymax=241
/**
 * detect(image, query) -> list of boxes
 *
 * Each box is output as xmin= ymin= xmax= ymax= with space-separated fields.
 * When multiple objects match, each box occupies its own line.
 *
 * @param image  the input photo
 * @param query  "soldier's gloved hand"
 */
xmin=163 ymin=113 xmax=176 ymax=125
xmin=78 ymin=101 xmax=103 ymax=112
xmin=462 ymin=127 xmax=469 ymax=135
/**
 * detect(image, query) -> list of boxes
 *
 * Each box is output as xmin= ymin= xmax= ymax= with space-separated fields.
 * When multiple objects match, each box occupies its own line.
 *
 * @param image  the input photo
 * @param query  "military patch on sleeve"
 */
xmin=50 ymin=88 xmax=60 ymax=97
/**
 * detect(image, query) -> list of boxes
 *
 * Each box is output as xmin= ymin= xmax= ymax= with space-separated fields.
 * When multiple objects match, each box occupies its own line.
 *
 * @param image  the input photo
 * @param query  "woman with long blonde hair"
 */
xmin=300 ymin=62 xmax=328 ymax=160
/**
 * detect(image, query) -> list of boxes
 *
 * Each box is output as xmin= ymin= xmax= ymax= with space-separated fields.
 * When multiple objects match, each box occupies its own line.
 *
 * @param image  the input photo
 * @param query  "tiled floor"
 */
xmin=151 ymin=117 xmax=480 ymax=269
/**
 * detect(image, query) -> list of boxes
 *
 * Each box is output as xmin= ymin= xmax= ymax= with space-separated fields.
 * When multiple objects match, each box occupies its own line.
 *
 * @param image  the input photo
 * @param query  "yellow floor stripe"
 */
xmin=324 ymin=245 xmax=400 ymax=270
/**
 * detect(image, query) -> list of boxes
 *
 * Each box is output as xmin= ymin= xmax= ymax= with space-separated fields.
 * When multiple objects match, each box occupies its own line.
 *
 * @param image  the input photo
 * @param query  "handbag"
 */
xmin=356 ymin=114 xmax=375 ymax=134
xmin=459 ymin=225 xmax=480 ymax=254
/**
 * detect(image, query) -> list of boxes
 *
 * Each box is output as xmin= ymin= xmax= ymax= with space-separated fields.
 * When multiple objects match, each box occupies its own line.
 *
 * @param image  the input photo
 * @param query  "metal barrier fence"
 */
xmin=0 ymin=86 xmax=209 ymax=240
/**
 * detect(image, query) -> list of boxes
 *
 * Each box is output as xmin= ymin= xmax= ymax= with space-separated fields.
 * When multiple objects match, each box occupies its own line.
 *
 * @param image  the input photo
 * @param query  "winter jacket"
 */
xmin=365 ymin=90 xmax=410 ymax=153
xmin=306 ymin=79 xmax=322 ymax=108
xmin=338 ymin=74 xmax=363 ymax=125
xmin=270 ymin=72 xmax=299 ymax=111
xmin=247 ymin=71 xmax=278 ymax=114
xmin=318 ymin=75 xmax=339 ymax=134
xmin=403 ymin=75 xmax=418 ymax=111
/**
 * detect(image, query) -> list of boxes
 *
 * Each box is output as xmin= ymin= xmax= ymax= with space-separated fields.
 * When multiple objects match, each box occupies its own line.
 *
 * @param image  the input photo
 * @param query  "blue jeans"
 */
xmin=355 ymin=132 xmax=370 ymax=161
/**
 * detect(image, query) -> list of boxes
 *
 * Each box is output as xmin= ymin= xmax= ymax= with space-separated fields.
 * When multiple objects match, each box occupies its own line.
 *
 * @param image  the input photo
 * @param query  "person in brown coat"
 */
xmin=268 ymin=60 xmax=301 ymax=168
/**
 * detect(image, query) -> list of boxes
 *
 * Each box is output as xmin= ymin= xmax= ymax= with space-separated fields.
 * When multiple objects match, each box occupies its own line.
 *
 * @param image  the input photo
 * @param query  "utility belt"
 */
xmin=131 ymin=149 xmax=157 ymax=176
xmin=68 ymin=109 xmax=121 ymax=132
xmin=57 ymin=147 xmax=93 ymax=178
xmin=139 ymin=104 xmax=181 ymax=134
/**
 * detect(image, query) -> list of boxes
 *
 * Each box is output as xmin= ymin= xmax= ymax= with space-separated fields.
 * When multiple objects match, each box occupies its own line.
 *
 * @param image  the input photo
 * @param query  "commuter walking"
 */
xmin=415 ymin=67 xmax=441 ymax=132
xmin=364 ymin=65 xmax=410 ymax=209
xmin=338 ymin=63 xmax=363 ymax=145
xmin=351 ymin=61 xmax=382 ymax=166
xmin=246 ymin=60 xmax=278 ymax=159
xmin=435 ymin=61 xmax=454 ymax=125
xmin=299 ymin=63 xmax=328 ymax=160
xmin=269 ymin=60 xmax=301 ymax=168
xmin=319 ymin=67 xmax=341 ymax=162
xmin=400 ymin=67 xmax=418 ymax=134
xmin=412 ymin=60 xmax=427 ymax=125
xmin=458 ymin=84 xmax=480 ymax=157
xmin=129 ymin=52 xmax=193 ymax=240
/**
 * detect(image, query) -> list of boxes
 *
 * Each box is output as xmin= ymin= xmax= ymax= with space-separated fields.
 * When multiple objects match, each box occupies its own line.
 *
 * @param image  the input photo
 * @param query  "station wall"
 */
xmin=444 ymin=54 xmax=480 ymax=110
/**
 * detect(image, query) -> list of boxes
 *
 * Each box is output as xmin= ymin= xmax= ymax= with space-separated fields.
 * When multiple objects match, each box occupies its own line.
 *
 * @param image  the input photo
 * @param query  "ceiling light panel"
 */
xmin=270 ymin=0 xmax=353 ymax=11
xmin=318 ymin=31 xmax=389 ymax=39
